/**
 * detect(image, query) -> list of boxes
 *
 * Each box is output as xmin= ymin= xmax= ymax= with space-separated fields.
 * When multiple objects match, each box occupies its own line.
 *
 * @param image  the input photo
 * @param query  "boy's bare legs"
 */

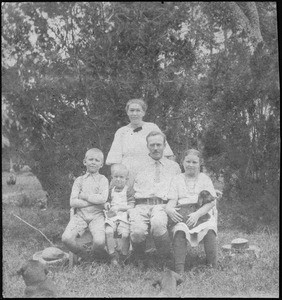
xmin=105 ymin=225 xmax=118 ymax=266
xmin=119 ymin=234 xmax=130 ymax=265
xmin=88 ymin=213 xmax=108 ymax=260
xmin=62 ymin=215 xmax=91 ymax=259
xmin=118 ymin=222 xmax=130 ymax=261
xmin=62 ymin=232 xmax=90 ymax=259
xmin=105 ymin=225 xmax=116 ymax=255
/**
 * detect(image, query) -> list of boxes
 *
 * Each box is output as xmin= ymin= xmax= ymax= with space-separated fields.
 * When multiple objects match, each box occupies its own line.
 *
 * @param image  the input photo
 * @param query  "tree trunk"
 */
xmin=227 ymin=2 xmax=263 ymax=48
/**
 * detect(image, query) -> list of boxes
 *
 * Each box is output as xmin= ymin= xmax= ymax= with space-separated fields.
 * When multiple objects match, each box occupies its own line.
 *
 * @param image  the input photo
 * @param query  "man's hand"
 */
xmin=186 ymin=211 xmax=200 ymax=228
xmin=166 ymin=206 xmax=183 ymax=223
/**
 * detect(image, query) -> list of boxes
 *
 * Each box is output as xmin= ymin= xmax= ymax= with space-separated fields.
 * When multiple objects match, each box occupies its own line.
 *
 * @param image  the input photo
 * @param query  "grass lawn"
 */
xmin=2 ymin=172 xmax=279 ymax=298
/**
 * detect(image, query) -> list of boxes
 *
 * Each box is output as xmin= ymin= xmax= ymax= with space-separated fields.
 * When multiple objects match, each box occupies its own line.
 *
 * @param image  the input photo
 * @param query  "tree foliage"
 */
xmin=2 ymin=2 xmax=279 ymax=228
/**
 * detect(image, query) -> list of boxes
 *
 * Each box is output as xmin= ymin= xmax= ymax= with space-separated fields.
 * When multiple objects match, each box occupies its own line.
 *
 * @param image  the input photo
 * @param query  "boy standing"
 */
xmin=62 ymin=148 xmax=109 ymax=260
xmin=104 ymin=164 xmax=134 ymax=266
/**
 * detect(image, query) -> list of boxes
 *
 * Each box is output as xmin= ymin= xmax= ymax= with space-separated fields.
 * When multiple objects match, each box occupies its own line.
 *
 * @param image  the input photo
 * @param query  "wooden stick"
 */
xmin=12 ymin=213 xmax=55 ymax=246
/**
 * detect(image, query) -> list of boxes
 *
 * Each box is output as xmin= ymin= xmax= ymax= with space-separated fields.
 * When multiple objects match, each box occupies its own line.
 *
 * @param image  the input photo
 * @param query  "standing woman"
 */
xmin=166 ymin=149 xmax=218 ymax=274
xmin=106 ymin=98 xmax=174 ymax=186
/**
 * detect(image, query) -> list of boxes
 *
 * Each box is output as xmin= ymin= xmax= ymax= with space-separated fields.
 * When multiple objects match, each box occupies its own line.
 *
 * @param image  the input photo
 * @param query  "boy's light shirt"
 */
xmin=70 ymin=172 xmax=109 ymax=222
xmin=134 ymin=156 xmax=181 ymax=200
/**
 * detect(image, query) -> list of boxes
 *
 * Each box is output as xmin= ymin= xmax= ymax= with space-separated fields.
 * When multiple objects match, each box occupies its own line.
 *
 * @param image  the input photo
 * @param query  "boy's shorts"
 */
xmin=64 ymin=212 xmax=105 ymax=240
xmin=105 ymin=218 xmax=130 ymax=236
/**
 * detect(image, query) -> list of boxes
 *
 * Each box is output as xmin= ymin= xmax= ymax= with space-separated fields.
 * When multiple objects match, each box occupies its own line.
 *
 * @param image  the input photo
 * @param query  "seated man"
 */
xmin=129 ymin=131 xmax=181 ymax=265
xmin=62 ymin=148 xmax=109 ymax=260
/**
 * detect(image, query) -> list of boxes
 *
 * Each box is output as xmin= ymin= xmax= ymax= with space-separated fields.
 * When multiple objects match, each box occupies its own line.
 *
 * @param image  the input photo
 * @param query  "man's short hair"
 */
xmin=85 ymin=148 xmax=104 ymax=161
xmin=146 ymin=131 xmax=167 ymax=145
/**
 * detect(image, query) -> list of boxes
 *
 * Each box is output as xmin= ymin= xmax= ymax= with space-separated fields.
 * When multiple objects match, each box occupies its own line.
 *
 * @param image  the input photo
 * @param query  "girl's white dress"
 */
xmin=168 ymin=172 xmax=218 ymax=247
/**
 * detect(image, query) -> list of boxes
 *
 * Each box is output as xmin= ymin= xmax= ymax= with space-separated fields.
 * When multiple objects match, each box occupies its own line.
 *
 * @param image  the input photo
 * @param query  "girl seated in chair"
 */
xmin=166 ymin=149 xmax=218 ymax=274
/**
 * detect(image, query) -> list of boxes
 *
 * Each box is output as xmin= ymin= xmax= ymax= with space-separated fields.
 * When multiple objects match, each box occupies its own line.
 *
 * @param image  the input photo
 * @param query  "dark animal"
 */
xmin=17 ymin=259 xmax=57 ymax=298
xmin=6 ymin=173 xmax=16 ymax=185
xmin=153 ymin=269 xmax=183 ymax=297
xmin=168 ymin=190 xmax=215 ymax=229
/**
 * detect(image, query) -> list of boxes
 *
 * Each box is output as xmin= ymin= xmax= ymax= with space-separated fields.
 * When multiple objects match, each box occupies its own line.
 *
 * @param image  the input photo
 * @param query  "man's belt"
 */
xmin=135 ymin=197 xmax=164 ymax=205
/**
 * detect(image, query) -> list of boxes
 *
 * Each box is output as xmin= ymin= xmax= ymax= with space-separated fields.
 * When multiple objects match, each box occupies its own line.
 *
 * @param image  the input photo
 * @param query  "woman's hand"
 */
xmin=186 ymin=211 xmax=200 ymax=228
xmin=166 ymin=206 xmax=183 ymax=223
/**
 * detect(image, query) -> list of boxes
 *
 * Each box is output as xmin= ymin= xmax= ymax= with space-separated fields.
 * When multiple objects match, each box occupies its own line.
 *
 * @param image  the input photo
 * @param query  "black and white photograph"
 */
xmin=2 ymin=2 xmax=279 ymax=298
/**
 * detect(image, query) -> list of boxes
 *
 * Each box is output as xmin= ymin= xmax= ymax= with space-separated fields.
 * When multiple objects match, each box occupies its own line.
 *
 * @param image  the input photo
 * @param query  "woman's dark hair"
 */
xmin=125 ymin=98 xmax=148 ymax=113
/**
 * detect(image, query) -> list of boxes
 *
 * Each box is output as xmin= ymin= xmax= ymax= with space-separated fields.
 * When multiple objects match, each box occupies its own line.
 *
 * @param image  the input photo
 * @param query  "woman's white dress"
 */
xmin=106 ymin=122 xmax=174 ymax=182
